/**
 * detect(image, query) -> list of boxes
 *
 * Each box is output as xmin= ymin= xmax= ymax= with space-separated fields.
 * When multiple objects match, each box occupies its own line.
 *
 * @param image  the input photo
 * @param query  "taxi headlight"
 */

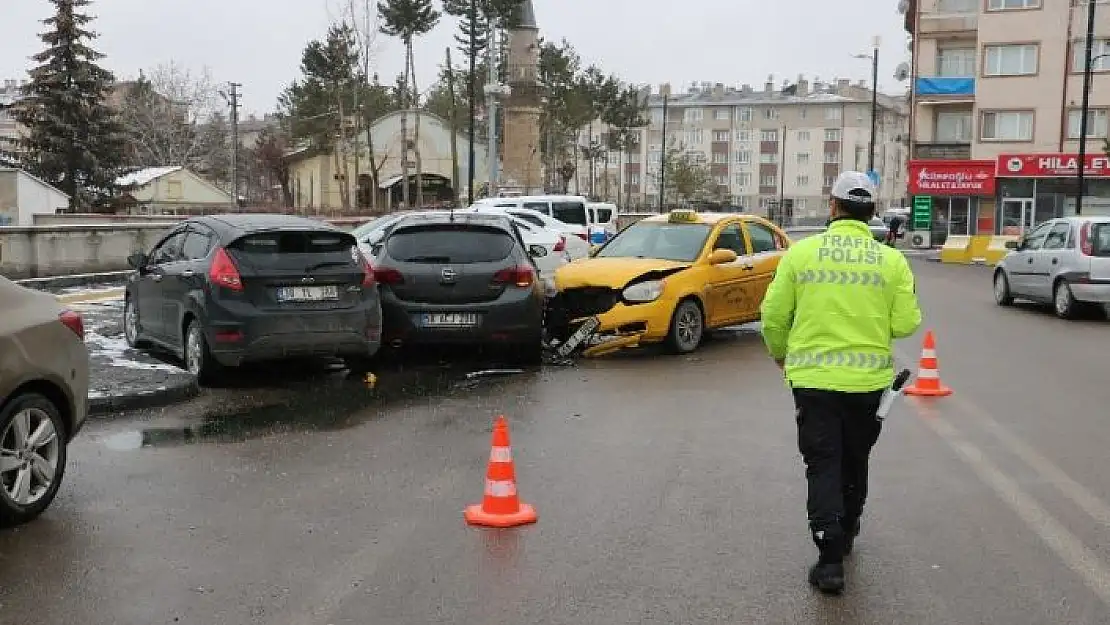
xmin=622 ymin=279 xmax=664 ymax=303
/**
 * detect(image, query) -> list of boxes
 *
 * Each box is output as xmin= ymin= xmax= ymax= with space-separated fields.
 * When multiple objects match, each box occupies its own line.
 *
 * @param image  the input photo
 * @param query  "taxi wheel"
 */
xmin=666 ymin=299 xmax=704 ymax=354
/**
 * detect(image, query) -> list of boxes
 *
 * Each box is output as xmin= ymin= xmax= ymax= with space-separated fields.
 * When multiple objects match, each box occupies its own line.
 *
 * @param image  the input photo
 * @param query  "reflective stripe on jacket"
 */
xmin=759 ymin=218 xmax=922 ymax=392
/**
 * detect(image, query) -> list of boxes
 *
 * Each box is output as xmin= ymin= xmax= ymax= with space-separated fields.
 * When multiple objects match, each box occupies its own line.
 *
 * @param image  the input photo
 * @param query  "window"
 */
xmin=735 ymin=129 xmax=752 ymax=142
xmin=150 ymin=231 xmax=187 ymax=264
xmin=509 ymin=211 xmax=547 ymax=228
xmin=684 ymin=129 xmax=704 ymax=144
xmin=796 ymin=175 xmax=810 ymax=187
xmin=824 ymin=128 xmax=841 ymax=141
xmin=737 ymin=107 xmax=752 ymax=121
xmin=759 ymin=197 xmax=775 ymax=210
xmin=797 ymin=152 xmax=810 ymax=164
xmin=714 ymin=108 xmax=730 ymax=121
xmin=937 ymin=48 xmax=976 ymax=77
xmin=938 ymin=0 xmax=978 ymax=11
xmin=652 ymin=109 xmax=664 ymax=123
xmin=735 ymin=150 xmax=752 ymax=164
xmin=761 ymin=129 xmax=778 ymax=142
xmin=824 ymin=152 xmax=840 ymax=164
xmin=798 ymin=107 xmax=808 ymax=120
xmin=712 ymin=152 xmax=729 ymax=164
xmin=713 ymin=224 xmax=748 ymax=255
xmin=760 ymin=175 xmax=778 ymax=187
xmin=551 ymin=201 xmax=588 ymax=225
xmin=596 ymin=222 xmax=712 ymax=262
xmin=987 ymin=0 xmax=1040 ymax=9
xmin=824 ymin=175 xmax=837 ymax=188
xmin=181 ymin=230 xmax=213 ymax=260
xmin=1067 ymin=109 xmax=1110 ymax=138
xmin=1073 ymin=40 xmax=1110 ymax=72
xmin=983 ymin=44 xmax=1038 ymax=76
xmin=980 ymin=110 xmax=1034 ymax=141
xmin=166 ymin=180 xmax=184 ymax=200
xmin=522 ymin=201 xmax=549 ymax=212
xmin=630 ymin=174 xmax=640 ymax=185
xmin=796 ymin=198 xmax=808 ymax=212
xmin=824 ymin=107 xmax=842 ymax=121
xmin=713 ymin=130 xmax=730 ymax=142
xmin=1021 ymin=221 xmax=1053 ymax=250
xmin=627 ymin=153 xmax=640 ymax=163
xmin=1043 ymin=222 xmax=1071 ymax=250
xmin=715 ymin=174 xmax=729 ymax=185
xmin=734 ymin=172 xmax=752 ymax=187
xmin=689 ymin=151 xmax=707 ymax=165
xmin=936 ymin=110 xmax=973 ymax=141
xmin=746 ymin=222 xmax=779 ymax=253
xmin=387 ymin=226 xmax=515 ymax=263
xmin=762 ymin=108 xmax=779 ymax=120
xmin=683 ymin=108 xmax=703 ymax=122
xmin=797 ymin=130 xmax=811 ymax=141
xmin=759 ymin=153 xmax=779 ymax=164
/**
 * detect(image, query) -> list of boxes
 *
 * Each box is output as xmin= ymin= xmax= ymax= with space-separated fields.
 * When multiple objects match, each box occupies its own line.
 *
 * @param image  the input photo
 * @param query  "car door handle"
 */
xmin=1027 ymin=258 xmax=1034 ymax=263
xmin=742 ymin=264 xmax=755 ymax=270
xmin=1051 ymin=258 xmax=1058 ymax=265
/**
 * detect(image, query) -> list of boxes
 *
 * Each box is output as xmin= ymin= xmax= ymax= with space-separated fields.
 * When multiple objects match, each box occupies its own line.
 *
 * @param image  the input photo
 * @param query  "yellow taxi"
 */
xmin=548 ymin=209 xmax=791 ymax=356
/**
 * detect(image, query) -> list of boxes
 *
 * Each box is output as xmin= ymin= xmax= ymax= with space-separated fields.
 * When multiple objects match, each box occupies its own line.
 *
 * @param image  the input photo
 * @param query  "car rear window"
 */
xmin=551 ymin=201 xmax=588 ymax=225
xmin=595 ymin=208 xmax=613 ymax=222
xmin=386 ymin=225 xmax=515 ymax=263
xmin=1091 ymin=224 xmax=1110 ymax=256
xmin=231 ymin=230 xmax=355 ymax=254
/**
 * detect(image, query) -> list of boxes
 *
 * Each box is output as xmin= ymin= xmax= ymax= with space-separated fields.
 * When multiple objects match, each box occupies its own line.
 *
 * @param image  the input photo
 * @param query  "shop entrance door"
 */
xmin=1000 ymin=199 xmax=1034 ymax=236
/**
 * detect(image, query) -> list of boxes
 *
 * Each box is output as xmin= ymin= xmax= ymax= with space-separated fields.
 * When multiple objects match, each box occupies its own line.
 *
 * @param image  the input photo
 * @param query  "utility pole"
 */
xmin=1077 ymin=0 xmax=1098 ymax=216
xmin=869 ymin=37 xmax=879 ymax=173
xmin=778 ymin=124 xmax=787 ymax=227
xmin=223 ymin=82 xmax=243 ymax=210
xmin=466 ymin=0 xmax=477 ymax=205
xmin=486 ymin=24 xmax=500 ymax=196
xmin=658 ymin=84 xmax=670 ymax=211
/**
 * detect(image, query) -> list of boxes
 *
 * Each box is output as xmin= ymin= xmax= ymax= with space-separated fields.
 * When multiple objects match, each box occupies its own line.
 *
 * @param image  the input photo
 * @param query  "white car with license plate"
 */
xmin=460 ymin=205 xmax=591 ymax=260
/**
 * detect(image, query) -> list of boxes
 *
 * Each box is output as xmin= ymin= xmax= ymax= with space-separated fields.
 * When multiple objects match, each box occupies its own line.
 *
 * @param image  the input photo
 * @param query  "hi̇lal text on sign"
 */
xmin=996 ymin=153 xmax=1110 ymax=177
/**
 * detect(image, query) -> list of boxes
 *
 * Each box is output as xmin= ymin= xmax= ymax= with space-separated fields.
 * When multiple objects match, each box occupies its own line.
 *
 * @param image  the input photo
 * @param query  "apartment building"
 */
xmin=0 ymin=80 xmax=26 ymax=158
xmin=575 ymin=76 xmax=908 ymax=223
xmin=907 ymin=0 xmax=1110 ymax=239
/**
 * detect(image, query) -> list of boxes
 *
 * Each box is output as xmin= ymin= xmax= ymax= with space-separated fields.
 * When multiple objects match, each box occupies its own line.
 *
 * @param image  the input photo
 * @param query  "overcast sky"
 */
xmin=0 ymin=0 xmax=910 ymax=116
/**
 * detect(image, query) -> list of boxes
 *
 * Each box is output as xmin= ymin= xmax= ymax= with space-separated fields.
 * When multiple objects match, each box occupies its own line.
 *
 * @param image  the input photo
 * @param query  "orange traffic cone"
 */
xmin=464 ymin=416 xmax=538 ymax=528
xmin=904 ymin=330 xmax=952 ymax=397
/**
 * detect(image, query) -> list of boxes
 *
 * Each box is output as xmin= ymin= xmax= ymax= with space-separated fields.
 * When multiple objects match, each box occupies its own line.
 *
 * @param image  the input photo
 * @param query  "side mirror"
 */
xmin=127 ymin=253 xmax=148 ymax=270
xmin=707 ymin=248 xmax=738 ymax=265
xmin=528 ymin=244 xmax=548 ymax=258
xmin=1004 ymin=240 xmax=1019 ymax=250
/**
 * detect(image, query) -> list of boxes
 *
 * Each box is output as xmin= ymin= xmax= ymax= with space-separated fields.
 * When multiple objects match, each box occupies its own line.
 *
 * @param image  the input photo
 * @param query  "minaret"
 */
xmin=501 ymin=0 xmax=542 ymax=194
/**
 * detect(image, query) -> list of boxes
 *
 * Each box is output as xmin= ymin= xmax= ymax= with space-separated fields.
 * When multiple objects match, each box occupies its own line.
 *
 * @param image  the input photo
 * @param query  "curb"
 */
xmin=17 ymin=270 xmax=132 ymax=291
xmin=88 ymin=375 xmax=200 ymax=416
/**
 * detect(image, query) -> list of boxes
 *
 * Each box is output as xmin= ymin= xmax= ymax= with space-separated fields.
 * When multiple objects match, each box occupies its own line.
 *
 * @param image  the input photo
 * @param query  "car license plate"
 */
xmin=556 ymin=316 xmax=601 ymax=357
xmin=275 ymin=285 xmax=339 ymax=302
xmin=420 ymin=312 xmax=479 ymax=327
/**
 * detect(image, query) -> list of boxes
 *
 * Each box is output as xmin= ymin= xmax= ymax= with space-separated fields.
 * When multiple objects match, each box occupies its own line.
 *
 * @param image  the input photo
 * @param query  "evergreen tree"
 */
xmin=11 ymin=0 xmax=128 ymax=209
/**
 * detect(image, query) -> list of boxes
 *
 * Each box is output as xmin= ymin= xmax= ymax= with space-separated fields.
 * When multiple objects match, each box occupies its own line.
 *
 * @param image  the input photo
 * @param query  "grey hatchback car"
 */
xmin=373 ymin=212 xmax=546 ymax=363
xmin=124 ymin=214 xmax=383 ymax=383
xmin=0 ymin=277 xmax=89 ymax=527
xmin=993 ymin=216 xmax=1110 ymax=319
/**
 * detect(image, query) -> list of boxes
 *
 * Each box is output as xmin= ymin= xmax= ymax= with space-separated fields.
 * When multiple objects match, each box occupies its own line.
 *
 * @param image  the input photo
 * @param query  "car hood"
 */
xmin=555 ymin=257 xmax=691 ymax=289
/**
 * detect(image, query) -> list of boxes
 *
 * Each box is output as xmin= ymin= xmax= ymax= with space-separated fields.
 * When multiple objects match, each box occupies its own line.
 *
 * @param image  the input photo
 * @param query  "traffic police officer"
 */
xmin=759 ymin=171 xmax=923 ymax=594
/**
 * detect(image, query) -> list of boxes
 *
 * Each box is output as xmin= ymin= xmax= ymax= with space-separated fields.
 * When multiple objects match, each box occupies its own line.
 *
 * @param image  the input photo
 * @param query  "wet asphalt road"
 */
xmin=3 ymin=259 xmax=1110 ymax=624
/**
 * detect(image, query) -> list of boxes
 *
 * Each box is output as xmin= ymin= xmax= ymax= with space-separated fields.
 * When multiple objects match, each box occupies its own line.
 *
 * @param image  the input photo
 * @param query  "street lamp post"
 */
xmin=1077 ymin=0 xmax=1099 ymax=216
xmin=853 ymin=36 xmax=881 ymax=174
xmin=658 ymin=83 xmax=670 ymax=212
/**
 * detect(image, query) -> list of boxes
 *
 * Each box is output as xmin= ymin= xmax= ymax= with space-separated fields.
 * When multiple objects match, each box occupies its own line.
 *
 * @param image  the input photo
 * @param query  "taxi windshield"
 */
xmin=596 ymin=221 xmax=712 ymax=262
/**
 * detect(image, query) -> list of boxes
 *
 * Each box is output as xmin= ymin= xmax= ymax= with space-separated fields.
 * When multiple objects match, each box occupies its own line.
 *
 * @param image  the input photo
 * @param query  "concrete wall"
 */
xmin=1 ymin=215 xmax=376 ymax=279
xmin=0 ymin=224 xmax=172 ymax=279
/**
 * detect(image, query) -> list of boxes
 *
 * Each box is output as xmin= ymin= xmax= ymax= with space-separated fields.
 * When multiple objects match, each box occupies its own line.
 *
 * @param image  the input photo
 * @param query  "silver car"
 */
xmin=0 ymin=277 xmax=89 ymax=526
xmin=993 ymin=216 xmax=1110 ymax=319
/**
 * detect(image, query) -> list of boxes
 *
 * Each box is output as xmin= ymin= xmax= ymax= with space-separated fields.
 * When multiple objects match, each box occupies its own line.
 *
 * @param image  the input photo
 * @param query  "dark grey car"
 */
xmin=374 ymin=212 xmax=546 ymax=364
xmin=124 ymin=214 xmax=382 ymax=383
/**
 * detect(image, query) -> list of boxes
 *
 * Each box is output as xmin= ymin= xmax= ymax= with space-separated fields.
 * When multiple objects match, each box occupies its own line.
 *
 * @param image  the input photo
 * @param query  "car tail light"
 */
xmin=374 ymin=267 xmax=405 ymax=285
xmin=492 ymin=265 xmax=535 ymax=287
xmin=356 ymin=250 xmax=376 ymax=287
xmin=58 ymin=310 xmax=84 ymax=340
xmin=554 ymin=236 xmax=566 ymax=252
xmin=1080 ymin=222 xmax=1094 ymax=256
xmin=575 ymin=232 xmax=588 ymax=241
xmin=208 ymin=247 xmax=243 ymax=291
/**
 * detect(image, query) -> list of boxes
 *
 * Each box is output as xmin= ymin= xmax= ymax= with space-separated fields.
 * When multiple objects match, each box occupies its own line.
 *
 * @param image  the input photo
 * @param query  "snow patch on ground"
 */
xmin=57 ymin=284 xmax=126 ymax=296
xmin=85 ymin=332 xmax=183 ymax=373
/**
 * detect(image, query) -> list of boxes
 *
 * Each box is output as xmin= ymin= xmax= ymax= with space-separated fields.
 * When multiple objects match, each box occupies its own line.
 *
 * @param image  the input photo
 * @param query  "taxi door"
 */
xmin=742 ymin=219 xmax=788 ymax=316
xmin=704 ymin=221 xmax=757 ymax=326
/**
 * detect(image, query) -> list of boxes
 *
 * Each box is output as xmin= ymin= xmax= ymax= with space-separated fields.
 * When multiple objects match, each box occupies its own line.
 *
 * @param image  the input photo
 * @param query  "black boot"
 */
xmin=808 ymin=562 xmax=845 ymax=595
xmin=842 ymin=518 xmax=862 ymax=557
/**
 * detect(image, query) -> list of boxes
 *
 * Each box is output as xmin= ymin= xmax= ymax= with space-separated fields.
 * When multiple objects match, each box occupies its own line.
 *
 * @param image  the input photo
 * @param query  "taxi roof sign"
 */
xmin=668 ymin=209 xmax=699 ymax=223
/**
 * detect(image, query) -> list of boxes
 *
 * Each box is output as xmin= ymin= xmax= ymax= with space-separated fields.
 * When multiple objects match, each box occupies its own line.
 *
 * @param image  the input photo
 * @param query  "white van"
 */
xmin=586 ymin=202 xmax=618 ymax=244
xmin=471 ymin=195 xmax=591 ymax=242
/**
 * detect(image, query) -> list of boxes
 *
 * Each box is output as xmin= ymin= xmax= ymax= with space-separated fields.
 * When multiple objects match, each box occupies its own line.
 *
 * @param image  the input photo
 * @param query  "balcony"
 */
xmin=913 ymin=142 xmax=972 ymax=160
xmin=915 ymin=77 xmax=975 ymax=103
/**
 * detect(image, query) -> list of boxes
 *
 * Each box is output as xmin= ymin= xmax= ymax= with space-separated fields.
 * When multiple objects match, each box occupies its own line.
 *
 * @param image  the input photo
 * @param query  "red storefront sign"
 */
xmin=997 ymin=153 xmax=1110 ymax=177
xmin=907 ymin=160 xmax=996 ymax=195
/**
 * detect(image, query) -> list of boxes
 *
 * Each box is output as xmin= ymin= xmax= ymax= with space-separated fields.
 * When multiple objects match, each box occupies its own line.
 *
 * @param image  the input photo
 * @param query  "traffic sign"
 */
xmin=912 ymin=196 xmax=932 ymax=230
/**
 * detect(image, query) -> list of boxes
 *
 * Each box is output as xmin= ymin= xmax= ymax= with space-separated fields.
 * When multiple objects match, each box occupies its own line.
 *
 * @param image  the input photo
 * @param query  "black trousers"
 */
xmin=792 ymin=387 xmax=884 ymax=562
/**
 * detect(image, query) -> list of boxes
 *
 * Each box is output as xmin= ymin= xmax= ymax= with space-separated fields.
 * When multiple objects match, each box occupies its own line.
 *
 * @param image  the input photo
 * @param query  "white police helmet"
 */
xmin=830 ymin=171 xmax=878 ymax=206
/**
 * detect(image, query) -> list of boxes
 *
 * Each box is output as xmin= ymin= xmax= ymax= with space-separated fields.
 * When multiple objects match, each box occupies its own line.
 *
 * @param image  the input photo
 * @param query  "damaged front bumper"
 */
xmin=545 ymin=287 xmax=674 ymax=358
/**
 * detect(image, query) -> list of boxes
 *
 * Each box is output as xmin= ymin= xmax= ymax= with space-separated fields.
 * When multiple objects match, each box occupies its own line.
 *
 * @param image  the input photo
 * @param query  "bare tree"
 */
xmin=116 ymin=62 xmax=223 ymax=169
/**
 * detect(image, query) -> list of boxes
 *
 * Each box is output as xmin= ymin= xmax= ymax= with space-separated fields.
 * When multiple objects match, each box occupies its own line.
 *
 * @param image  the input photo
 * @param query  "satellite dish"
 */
xmin=894 ymin=63 xmax=910 ymax=82
xmin=897 ymin=0 xmax=909 ymax=14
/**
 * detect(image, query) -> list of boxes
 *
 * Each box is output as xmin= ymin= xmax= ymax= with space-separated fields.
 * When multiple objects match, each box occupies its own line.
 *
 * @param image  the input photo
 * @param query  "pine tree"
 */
xmin=11 ymin=0 xmax=128 ymax=209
